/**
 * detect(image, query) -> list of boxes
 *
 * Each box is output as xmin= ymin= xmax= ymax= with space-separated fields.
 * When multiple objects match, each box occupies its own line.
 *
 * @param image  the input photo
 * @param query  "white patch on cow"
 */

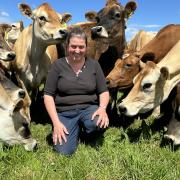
xmin=92 ymin=26 xmax=108 ymax=38
xmin=140 ymin=67 xmax=161 ymax=91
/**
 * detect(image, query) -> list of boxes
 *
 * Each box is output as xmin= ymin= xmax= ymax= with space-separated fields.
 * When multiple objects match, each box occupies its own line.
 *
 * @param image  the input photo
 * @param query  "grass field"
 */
xmin=0 ymin=118 xmax=179 ymax=180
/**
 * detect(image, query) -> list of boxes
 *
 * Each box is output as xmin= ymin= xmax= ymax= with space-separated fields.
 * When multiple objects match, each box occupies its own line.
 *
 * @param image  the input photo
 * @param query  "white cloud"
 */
xmin=125 ymin=23 xmax=161 ymax=41
xmin=0 ymin=11 xmax=13 ymax=23
xmin=0 ymin=11 xmax=9 ymax=17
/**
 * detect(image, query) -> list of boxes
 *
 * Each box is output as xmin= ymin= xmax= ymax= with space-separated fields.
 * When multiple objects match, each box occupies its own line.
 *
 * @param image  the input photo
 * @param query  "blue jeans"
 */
xmin=54 ymin=105 xmax=101 ymax=155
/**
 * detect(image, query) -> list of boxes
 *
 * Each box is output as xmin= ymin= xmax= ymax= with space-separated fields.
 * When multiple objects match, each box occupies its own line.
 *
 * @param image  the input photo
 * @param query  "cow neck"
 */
xmin=30 ymin=25 xmax=48 ymax=65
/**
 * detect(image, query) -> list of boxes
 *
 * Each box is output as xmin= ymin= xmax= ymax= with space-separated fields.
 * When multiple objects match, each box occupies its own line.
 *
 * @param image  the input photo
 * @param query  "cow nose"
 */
xmin=18 ymin=90 xmax=25 ymax=98
xmin=7 ymin=53 xmax=16 ymax=60
xmin=59 ymin=29 xmax=68 ymax=37
xmin=119 ymin=104 xmax=127 ymax=114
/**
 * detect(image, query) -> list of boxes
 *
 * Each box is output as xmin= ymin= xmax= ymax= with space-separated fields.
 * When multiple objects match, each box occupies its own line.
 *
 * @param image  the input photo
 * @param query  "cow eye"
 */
xmin=39 ymin=16 xmax=46 ymax=21
xmin=114 ymin=12 xmax=121 ymax=18
xmin=142 ymin=83 xmax=152 ymax=91
xmin=124 ymin=63 xmax=131 ymax=68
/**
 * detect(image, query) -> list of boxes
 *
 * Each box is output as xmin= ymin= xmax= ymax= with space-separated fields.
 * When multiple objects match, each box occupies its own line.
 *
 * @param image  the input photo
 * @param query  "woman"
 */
xmin=44 ymin=27 xmax=109 ymax=155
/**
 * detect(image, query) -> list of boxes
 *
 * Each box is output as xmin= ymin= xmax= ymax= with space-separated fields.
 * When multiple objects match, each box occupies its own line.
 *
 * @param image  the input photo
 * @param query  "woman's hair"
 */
xmin=66 ymin=27 xmax=87 ymax=48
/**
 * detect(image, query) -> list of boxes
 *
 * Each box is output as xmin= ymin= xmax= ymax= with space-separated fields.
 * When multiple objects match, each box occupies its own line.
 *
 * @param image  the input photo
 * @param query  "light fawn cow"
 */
xmin=0 ymin=24 xmax=16 ymax=62
xmin=4 ymin=21 xmax=24 ymax=49
xmin=13 ymin=3 xmax=71 ymax=92
xmin=118 ymin=40 xmax=180 ymax=116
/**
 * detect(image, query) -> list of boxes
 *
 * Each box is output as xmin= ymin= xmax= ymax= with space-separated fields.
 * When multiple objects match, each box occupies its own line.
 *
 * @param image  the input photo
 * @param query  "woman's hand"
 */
xmin=91 ymin=107 xmax=109 ymax=128
xmin=53 ymin=122 xmax=69 ymax=145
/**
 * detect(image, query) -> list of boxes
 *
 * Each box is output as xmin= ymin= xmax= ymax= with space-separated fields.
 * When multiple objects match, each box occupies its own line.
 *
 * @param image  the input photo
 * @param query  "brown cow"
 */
xmin=84 ymin=0 xmax=137 ymax=76
xmin=164 ymin=83 xmax=180 ymax=145
xmin=13 ymin=3 xmax=71 ymax=92
xmin=106 ymin=30 xmax=156 ymax=88
xmin=106 ymin=24 xmax=180 ymax=89
xmin=85 ymin=0 xmax=137 ymax=58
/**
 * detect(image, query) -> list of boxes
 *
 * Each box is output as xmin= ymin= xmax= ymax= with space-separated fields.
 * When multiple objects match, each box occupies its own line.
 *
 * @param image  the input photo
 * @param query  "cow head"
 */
xmin=118 ymin=61 xmax=169 ymax=116
xmin=0 ymin=24 xmax=16 ymax=61
xmin=85 ymin=0 xmax=137 ymax=45
xmin=0 ymin=99 xmax=36 ymax=151
xmin=106 ymin=51 xmax=155 ymax=89
xmin=18 ymin=3 xmax=72 ymax=45
xmin=5 ymin=21 xmax=24 ymax=45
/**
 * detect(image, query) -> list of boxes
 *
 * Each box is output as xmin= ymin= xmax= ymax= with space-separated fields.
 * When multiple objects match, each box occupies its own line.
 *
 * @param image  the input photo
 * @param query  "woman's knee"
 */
xmin=53 ymin=143 xmax=77 ymax=156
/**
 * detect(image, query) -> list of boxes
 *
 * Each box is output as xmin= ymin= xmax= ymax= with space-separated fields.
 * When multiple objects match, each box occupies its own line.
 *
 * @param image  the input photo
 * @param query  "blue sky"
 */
xmin=0 ymin=0 xmax=180 ymax=41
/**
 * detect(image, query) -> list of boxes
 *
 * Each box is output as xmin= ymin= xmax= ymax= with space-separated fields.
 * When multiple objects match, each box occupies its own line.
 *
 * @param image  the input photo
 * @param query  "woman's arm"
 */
xmin=44 ymin=95 xmax=68 ymax=145
xmin=99 ymin=91 xmax=110 ymax=110
xmin=91 ymin=91 xmax=110 ymax=128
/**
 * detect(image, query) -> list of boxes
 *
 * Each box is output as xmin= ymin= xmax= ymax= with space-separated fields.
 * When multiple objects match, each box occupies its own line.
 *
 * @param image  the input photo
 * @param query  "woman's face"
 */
xmin=67 ymin=36 xmax=86 ymax=61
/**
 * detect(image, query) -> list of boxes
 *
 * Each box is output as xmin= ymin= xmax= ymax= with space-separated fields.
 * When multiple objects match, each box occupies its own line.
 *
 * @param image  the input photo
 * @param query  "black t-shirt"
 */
xmin=44 ymin=57 xmax=108 ymax=112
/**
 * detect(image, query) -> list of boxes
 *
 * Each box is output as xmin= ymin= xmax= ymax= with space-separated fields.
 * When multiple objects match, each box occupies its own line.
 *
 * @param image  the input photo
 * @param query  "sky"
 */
xmin=0 ymin=0 xmax=180 ymax=41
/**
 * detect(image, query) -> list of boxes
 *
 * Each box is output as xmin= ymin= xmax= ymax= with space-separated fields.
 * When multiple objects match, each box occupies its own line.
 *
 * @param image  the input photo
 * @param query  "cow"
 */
xmin=0 ymin=90 xmax=36 ymax=151
xmin=4 ymin=21 xmax=24 ymax=49
xmin=118 ymin=40 xmax=180 ymax=117
xmin=13 ymin=3 xmax=72 ymax=93
xmin=106 ymin=24 xmax=180 ymax=89
xmin=0 ymin=24 xmax=16 ymax=62
xmin=164 ymin=83 xmax=180 ymax=145
xmin=127 ymin=30 xmax=156 ymax=52
xmin=85 ymin=0 xmax=137 ymax=76
xmin=0 ymin=67 xmax=36 ymax=151
xmin=106 ymin=30 xmax=156 ymax=88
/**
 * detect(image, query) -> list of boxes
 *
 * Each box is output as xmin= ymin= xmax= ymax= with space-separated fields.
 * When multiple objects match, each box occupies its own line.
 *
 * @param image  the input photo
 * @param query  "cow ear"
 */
xmin=141 ymin=52 xmax=155 ymax=63
xmin=19 ymin=21 xmax=24 ymax=31
xmin=62 ymin=13 xmax=72 ymax=23
xmin=124 ymin=1 xmax=137 ymax=20
xmin=13 ymin=100 xmax=24 ymax=113
xmin=0 ymin=23 xmax=12 ymax=33
xmin=85 ymin=11 xmax=97 ymax=22
xmin=160 ymin=67 xmax=169 ymax=80
xmin=18 ymin=3 xmax=33 ymax=19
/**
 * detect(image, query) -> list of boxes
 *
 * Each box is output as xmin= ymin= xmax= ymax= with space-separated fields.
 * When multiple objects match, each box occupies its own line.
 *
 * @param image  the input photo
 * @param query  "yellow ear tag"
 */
xmin=62 ymin=23 xmax=67 ymax=29
xmin=5 ymin=31 xmax=9 ymax=40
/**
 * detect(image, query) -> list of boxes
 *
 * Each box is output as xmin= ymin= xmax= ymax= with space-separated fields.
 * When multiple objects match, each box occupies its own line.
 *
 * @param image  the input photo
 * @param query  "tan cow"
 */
xmin=118 ymin=40 xmax=180 ymax=116
xmin=106 ymin=24 xmax=180 ymax=89
xmin=127 ymin=30 xmax=156 ymax=52
xmin=106 ymin=30 xmax=156 ymax=88
xmin=5 ymin=21 xmax=24 ymax=49
xmin=0 ymin=92 xmax=36 ymax=151
xmin=13 ymin=3 xmax=71 ymax=92
xmin=0 ymin=68 xmax=36 ymax=151
xmin=0 ymin=24 xmax=16 ymax=62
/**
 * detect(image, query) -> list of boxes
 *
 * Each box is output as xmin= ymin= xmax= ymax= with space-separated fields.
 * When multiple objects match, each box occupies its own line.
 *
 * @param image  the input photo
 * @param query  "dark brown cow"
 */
xmin=85 ymin=0 xmax=137 ymax=76
xmin=106 ymin=24 xmax=180 ymax=89
xmin=164 ymin=83 xmax=180 ymax=145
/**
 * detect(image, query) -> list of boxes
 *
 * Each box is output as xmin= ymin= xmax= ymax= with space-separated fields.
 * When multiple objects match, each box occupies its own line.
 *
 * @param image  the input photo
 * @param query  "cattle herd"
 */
xmin=0 ymin=0 xmax=179 ymax=151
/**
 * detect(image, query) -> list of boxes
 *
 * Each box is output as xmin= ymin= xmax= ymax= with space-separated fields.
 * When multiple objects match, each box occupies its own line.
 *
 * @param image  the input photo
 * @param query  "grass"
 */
xmin=0 ymin=120 xmax=179 ymax=180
